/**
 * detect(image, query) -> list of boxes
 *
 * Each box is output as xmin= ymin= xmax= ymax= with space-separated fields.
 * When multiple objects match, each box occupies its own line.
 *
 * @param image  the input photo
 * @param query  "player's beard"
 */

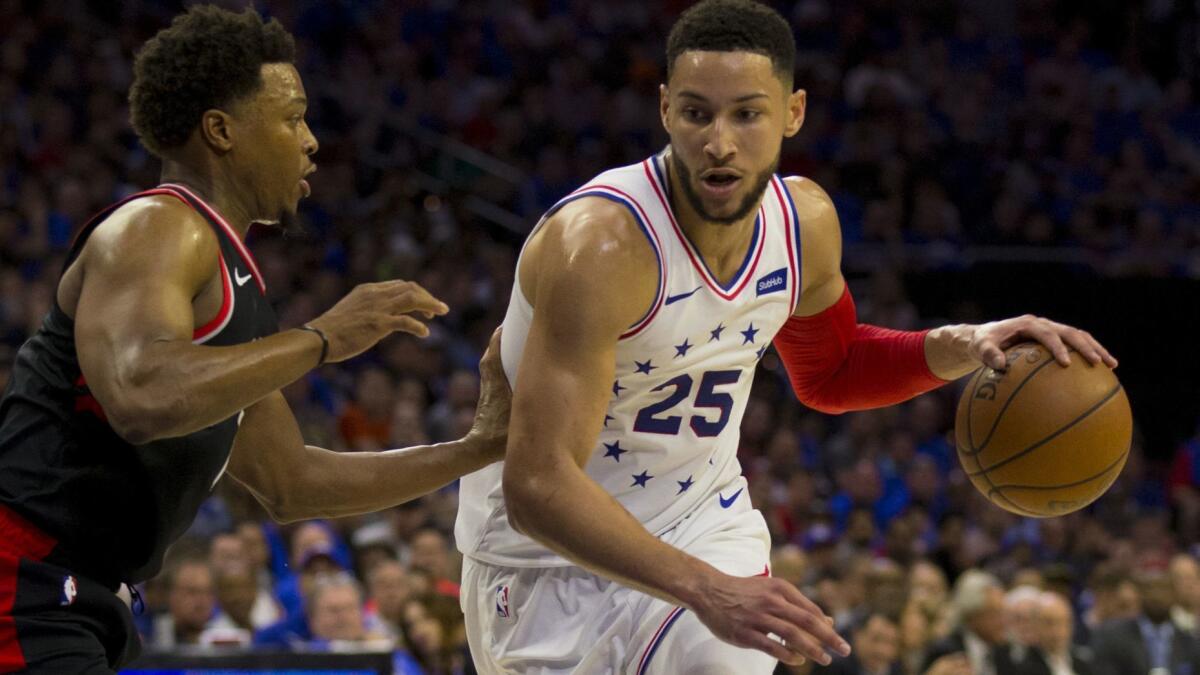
xmin=277 ymin=210 xmax=308 ymax=238
xmin=254 ymin=210 xmax=311 ymax=240
xmin=672 ymin=151 xmax=778 ymax=225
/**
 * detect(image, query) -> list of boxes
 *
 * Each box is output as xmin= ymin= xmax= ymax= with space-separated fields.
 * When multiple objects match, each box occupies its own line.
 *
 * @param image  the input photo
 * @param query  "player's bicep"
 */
xmin=506 ymin=210 xmax=655 ymax=471
xmin=73 ymin=202 xmax=216 ymax=411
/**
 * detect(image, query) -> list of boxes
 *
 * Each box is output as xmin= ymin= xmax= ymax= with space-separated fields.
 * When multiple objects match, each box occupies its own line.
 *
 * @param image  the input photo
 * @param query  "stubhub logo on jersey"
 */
xmin=756 ymin=268 xmax=787 ymax=296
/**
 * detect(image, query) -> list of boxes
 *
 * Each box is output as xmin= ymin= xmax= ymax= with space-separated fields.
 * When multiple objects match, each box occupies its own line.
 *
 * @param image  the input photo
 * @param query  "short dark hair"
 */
xmin=129 ymin=5 xmax=296 ymax=157
xmin=666 ymin=0 xmax=795 ymax=86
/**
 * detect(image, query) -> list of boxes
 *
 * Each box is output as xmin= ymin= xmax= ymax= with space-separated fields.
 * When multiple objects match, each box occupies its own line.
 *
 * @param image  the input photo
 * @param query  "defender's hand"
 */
xmin=466 ymin=328 xmax=511 ymax=461
xmin=689 ymin=572 xmax=850 ymax=666
xmin=306 ymin=280 xmax=449 ymax=363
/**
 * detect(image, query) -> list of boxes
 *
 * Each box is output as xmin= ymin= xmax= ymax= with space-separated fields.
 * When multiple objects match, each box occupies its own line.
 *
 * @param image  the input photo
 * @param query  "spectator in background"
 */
xmin=307 ymin=573 xmax=384 ymax=645
xmin=899 ymin=596 xmax=938 ymax=675
xmin=209 ymin=532 xmax=247 ymax=576
xmin=1168 ymin=425 xmax=1200 ymax=543
xmin=427 ymin=369 xmax=480 ymax=441
xmin=1037 ymin=592 xmax=1095 ymax=675
xmin=909 ymin=561 xmax=950 ymax=630
xmin=1090 ymin=571 xmax=1200 ymax=675
xmin=409 ymin=527 xmax=458 ymax=597
xmin=922 ymin=570 xmax=1007 ymax=675
xmin=150 ymin=558 xmax=217 ymax=648
xmin=1081 ymin=565 xmax=1140 ymax=637
xmin=235 ymin=521 xmax=285 ymax=629
xmin=199 ymin=567 xmax=258 ymax=646
xmin=255 ymin=543 xmax=349 ymax=648
xmin=339 ymin=367 xmax=397 ymax=451
xmin=1170 ymin=553 xmax=1200 ymax=634
xmin=810 ymin=611 xmax=905 ymax=675
xmin=367 ymin=559 xmax=414 ymax=641
xmin=995 ymin=585 xmax=1050 ymax=675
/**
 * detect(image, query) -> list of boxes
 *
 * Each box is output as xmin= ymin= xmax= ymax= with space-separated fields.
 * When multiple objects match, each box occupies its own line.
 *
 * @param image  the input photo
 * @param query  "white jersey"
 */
xmin=455 ymin=152 xmax=804 ymax=567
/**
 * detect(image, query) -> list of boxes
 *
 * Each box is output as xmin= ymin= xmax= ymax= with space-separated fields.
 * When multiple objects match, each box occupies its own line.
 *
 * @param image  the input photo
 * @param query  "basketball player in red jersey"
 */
xmin=0 ymin=7 xmax=508 ymax=673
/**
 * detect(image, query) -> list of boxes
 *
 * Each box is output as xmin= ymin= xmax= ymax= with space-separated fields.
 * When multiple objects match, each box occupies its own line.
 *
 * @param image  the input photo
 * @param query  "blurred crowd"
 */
xmin=3 ymin=0 xmax=1200 ymax=674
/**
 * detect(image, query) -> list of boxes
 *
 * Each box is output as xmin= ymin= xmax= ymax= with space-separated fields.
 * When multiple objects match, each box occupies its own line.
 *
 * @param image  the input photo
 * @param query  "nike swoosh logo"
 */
xmin=234 ymin=268 xmax=252 ymax=286
xmin=718 ymin=488 xmax=743 ymax=509
xmin=664 ymin=286 xmax=702 ymax=305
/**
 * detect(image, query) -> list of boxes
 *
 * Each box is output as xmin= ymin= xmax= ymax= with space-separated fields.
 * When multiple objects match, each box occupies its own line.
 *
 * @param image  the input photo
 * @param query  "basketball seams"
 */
xmin=987 ymin=447 xmax=1129 ymax=493
xmin=965 ymin=353 xmax=1057 ymax=455
xmin=965 ymin=384 xmax=1125 ymax=478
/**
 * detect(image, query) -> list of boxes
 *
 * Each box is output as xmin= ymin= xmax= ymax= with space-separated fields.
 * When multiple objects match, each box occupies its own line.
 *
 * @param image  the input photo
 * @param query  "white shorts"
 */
xmin=460 ymin=479 xmax=778 ymax=675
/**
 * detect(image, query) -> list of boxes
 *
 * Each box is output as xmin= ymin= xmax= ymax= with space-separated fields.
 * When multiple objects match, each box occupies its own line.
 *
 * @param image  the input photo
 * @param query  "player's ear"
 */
xmin=199 ymin=109 xmax=235 ymax=154
xmin=784 ymin=89 xmax=806 ymax=138
xmin=659 ymin=83 xmax=670 ymax=133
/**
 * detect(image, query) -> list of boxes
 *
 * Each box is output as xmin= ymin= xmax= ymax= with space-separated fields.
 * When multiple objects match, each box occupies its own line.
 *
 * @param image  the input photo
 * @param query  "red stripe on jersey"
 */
xmin=158 ymin=183 xmax=267 ymax=294
xmin=642 ymin=160 xmax=765 ymax=301
xmin=772 ymin=178 xmax=800 ymax=313
xmin=0 ymin=504 xmax=57 ymax=672
xmin=192 ymin=254 xmax=233 ymax=343
xmin=67 ymin=188 xmax=189 ymax=252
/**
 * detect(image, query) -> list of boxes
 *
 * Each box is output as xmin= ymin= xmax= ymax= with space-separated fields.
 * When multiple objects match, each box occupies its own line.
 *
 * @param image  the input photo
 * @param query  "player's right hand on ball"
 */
xmin=306 ymin=280 xmax=449 ymax=363
xmin=690 ymin=572 xmax=850 ymax=666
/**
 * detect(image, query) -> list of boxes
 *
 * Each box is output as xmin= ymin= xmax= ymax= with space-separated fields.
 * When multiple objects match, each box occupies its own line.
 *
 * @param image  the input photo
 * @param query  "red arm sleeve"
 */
xmin=773 ymin=286 xmax=948 ymax=415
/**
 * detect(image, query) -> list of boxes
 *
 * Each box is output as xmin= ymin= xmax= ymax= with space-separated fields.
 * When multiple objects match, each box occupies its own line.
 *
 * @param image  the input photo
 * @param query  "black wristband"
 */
xmin=299 ymin=325 xmax=329 ymax=366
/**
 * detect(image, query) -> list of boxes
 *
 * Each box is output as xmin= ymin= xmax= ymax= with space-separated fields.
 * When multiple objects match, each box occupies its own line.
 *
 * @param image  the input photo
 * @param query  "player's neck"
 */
xmin=159 ymin=160 xmax=255 ymax=241
xmin=664 ymin=155 xmax=760 ymax=279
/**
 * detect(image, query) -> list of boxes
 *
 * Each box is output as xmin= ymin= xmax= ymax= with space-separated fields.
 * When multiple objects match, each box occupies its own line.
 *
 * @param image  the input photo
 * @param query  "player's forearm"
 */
xmin=110 ymin=328 xmax=322 ymax=443
xmin=505 ymin=464 xmax=720 ymax=609
xmin=268 ymin=437 xmax=497 ymax=522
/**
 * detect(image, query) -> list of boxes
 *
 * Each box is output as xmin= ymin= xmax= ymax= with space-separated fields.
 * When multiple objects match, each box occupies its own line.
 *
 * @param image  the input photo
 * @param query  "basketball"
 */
xmin=955 ymin=342 xmax=1132 ymax=518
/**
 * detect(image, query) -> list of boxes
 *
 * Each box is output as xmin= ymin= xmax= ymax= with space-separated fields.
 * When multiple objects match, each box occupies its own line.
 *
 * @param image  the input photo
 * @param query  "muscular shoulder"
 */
xmin=781 ymin=176 xmax=845 ymax=313
xmin=520 ymin=196 xmax=658 ymax=332
xmin=81 ymin=194 xmax=219 ymax=289
xmin=782 ymin=175 xmax=840 ymax=255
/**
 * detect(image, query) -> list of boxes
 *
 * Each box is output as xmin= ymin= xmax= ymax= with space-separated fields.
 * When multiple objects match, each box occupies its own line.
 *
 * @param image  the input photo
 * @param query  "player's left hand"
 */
xmin=465 ymin=327 xmax=512 ymax=460
xmin=966 ymin=315 xmax=1117 ymax=371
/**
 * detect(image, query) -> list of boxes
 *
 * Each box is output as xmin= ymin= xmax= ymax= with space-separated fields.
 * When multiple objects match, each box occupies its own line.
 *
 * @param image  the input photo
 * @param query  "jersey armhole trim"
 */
xmin=192 ymin=254 xmax=235 ymax=344
xmin=773 ymin=176 xmax=803 ymax=315
xmin=158 ymin=183 xmax=267 ymax=295
xmin=536 ymin=188 xmax=667 ymax=340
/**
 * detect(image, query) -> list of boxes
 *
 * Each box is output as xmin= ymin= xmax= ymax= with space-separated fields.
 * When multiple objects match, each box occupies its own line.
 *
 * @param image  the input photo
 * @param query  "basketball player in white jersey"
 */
xmin=455 ymin=1 xmax=1116 ymax=672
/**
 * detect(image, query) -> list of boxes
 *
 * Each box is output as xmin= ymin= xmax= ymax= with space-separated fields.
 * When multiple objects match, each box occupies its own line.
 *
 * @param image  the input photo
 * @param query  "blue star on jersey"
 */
xmin=756 ymin=345 xmax=767 ymax=360
xmin=603 ymin=414 xmax=614 ymax=427
xmin=634 ymin=359 xmax=657 ymax=375
xmin=676 ymin=476 xmax=695 ymax=494
xmin=674 ymin=338 xmax=692 ymax=358
xmin=603 ymin=440 xmax=628 ymax=462
xmin=631 ymin=470 xmax=653 ymax=487
xmin=741 ymin=323 xmax=759 ymax=344
xmin=709 ymin=323 xmax=725 ymax=342
xmin=612 ymin=380 xmax=626 ymax=396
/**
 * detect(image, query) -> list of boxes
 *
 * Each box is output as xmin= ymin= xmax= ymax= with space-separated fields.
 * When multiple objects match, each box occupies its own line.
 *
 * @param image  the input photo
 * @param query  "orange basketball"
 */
xmin=954 ymin=342 xmax=1132 ymax=517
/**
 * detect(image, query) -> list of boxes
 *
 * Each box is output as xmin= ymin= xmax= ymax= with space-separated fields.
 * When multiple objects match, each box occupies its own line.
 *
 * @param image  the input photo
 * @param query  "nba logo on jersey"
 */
xmin=756 ymin=268 xmax=787 ymax=296
xmin=60 ymin=575 xmax=77 ymax=606
xmin=495 ymin=585 xmax=511 ymax=619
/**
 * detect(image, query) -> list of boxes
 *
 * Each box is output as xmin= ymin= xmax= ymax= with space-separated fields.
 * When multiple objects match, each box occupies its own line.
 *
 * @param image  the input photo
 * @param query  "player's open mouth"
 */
xmin=300 ymin=165 xmax=316 ymax=199
xmin=700 ymin=172 xmax=740 ymax=198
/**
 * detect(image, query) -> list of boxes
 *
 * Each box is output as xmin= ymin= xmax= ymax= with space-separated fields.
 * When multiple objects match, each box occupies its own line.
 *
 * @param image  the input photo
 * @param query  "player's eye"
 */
xmin=683 ymin=107 xmax=710 ymax=123
xmin=738 ymin=109 xmax=761 ymax=122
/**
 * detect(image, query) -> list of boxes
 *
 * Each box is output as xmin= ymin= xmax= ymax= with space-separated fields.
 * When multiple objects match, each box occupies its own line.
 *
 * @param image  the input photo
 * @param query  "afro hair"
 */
xmin=129 ymin=5 xmax=295 ymax=157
